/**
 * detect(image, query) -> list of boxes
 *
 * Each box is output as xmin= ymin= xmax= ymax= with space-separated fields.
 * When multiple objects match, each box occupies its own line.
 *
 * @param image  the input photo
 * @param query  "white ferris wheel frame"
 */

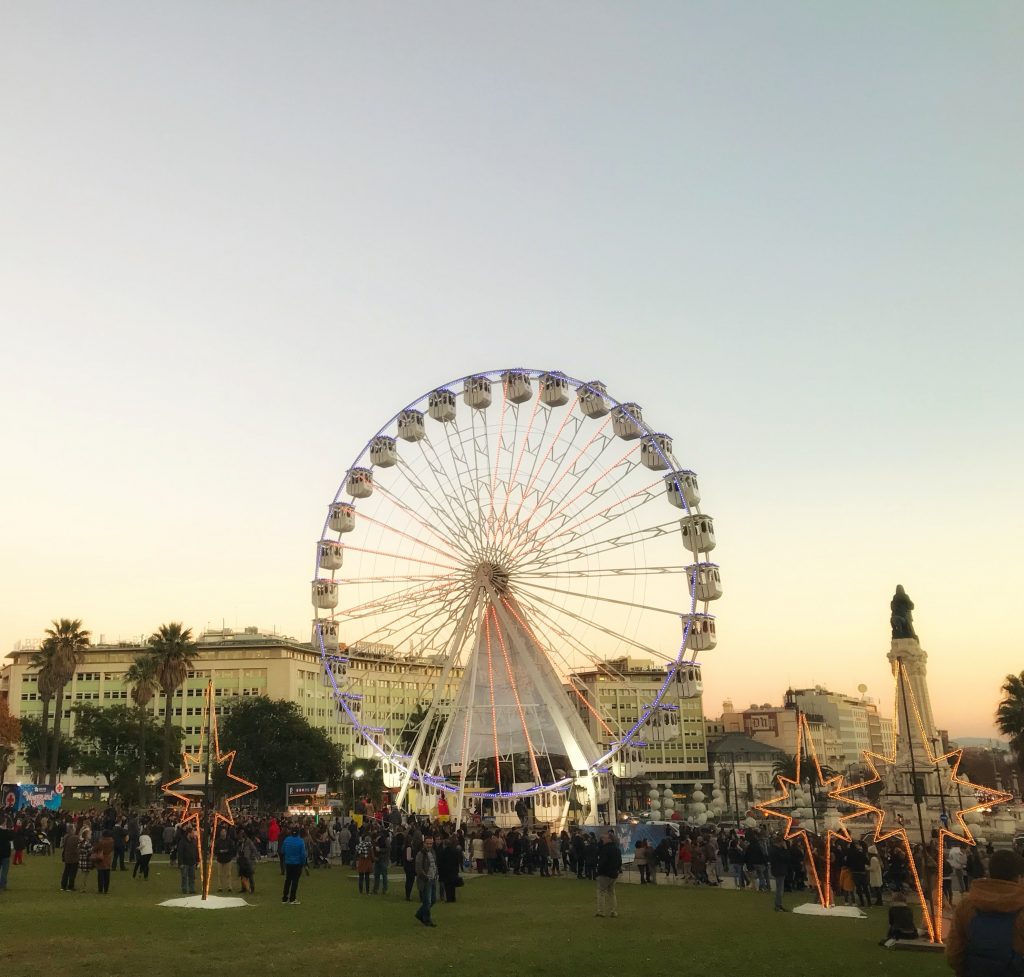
xmin=311 ymin=368 xmax=718 ymax=803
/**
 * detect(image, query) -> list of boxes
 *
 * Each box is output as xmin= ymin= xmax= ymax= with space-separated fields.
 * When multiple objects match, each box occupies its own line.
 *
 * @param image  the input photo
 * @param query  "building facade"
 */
xmin=1 ymin=627 xmax=461 ymax=786
xmin=569 ymin=657 xmax=709 ymax=799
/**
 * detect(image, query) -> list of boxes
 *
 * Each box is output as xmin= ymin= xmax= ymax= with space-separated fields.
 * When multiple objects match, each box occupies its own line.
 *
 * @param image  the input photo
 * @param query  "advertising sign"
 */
xmin=14 ymin=784 xmax=63 ymax=811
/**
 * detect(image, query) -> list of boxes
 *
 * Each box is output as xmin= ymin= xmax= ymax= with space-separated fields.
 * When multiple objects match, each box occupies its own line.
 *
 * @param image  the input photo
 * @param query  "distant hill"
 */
xmin=952 ymin=736 xmax=1010 ymax=750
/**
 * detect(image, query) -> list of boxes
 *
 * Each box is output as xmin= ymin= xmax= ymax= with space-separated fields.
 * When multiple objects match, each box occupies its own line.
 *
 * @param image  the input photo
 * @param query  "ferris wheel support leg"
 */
xmin=395 ymin=592 xmax=481 ymax=810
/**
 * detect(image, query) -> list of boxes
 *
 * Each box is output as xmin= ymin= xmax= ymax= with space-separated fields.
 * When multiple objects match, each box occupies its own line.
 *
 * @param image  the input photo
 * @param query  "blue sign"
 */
xmin=14 ymin=785 xmax=63 ymax=812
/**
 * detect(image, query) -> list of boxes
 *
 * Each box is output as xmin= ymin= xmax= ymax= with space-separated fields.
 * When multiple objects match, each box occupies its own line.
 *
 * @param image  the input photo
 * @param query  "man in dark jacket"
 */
xmin=214 ymin=827 xmax=237 ymax=893
xmin=769 ymin=835 xmax=790 ymax=911
xmin=177 ymin=825 xmax=199 ymax=895
xmin=745 ymin=831 xmax=770 ymax=891
xmin=946 ymin=849 xmax=1024 ymax=975
xmin=595 ymin=830 xmax=622 ymax=918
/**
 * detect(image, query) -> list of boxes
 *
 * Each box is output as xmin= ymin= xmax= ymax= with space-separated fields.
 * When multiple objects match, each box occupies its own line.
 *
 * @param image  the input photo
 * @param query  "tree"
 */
xmin=18 ymin=716 xmax=82 ymax=783
xmin=399 ymin=701 xmax=445 ymax=766
xmin=44 ymin=618 xmax=92 ymax=786
xmin=148 ymin=623 xmax=197 ymax=782
xmin=0 ymin=698 xmax=20 ymax=784
xmin=73 ymin=703 xmax=176 ymax=804
xmin=125 ymin=653 xmax=160 ymax=802
xmin=217 ymin=696 xmax=344 ymax=809
xmin=997 ymin=673 xmax=1024 ymax=760
xmin=27 ymin=639 xmax=58 ymax=781
xmin=771 ymin=754 xmax=839 ymax=787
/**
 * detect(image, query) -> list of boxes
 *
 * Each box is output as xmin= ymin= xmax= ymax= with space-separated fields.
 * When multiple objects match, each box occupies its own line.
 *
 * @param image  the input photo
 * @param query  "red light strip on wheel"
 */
xmin=491 ymin=604 xmax=541 ymax=783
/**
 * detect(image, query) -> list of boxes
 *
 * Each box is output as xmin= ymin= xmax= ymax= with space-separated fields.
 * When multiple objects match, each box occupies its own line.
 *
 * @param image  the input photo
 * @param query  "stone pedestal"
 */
xmin=888 ymin=637 xmax=942 ymax=759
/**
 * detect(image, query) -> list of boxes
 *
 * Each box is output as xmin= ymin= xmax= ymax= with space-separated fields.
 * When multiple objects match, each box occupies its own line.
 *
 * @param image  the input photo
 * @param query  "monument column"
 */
xmin=886 ymin=584 xmax=941 ymax=759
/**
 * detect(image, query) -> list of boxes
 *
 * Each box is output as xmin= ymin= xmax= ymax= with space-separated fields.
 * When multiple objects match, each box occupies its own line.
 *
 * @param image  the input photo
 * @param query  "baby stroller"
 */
xmin=30 ymin=829 xmax=53 ymax=855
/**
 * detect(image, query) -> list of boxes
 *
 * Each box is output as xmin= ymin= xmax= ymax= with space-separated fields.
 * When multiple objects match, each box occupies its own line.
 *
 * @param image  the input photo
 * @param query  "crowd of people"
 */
xmin=0 ymin=797 xmax=1009 ymax=952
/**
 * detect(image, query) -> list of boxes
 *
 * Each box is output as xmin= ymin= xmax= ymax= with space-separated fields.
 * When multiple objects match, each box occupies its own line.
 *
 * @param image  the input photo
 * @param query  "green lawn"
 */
xmin=0 ymin=856 xmax=949 ymax=977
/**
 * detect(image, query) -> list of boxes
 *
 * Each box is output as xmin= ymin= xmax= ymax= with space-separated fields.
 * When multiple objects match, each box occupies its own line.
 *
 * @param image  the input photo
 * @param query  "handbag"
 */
xmin=454 ymin=876 xmax=465 ymax=887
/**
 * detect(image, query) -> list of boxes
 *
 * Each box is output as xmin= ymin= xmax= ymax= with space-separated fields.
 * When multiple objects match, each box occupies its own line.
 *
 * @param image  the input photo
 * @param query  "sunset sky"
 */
xmin=2 ymin=2 xmax=1021 ymax=738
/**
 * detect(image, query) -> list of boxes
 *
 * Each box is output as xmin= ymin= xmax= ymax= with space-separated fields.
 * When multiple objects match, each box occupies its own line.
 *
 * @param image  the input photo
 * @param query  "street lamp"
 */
xmin=351 ymin=767 xmax=364 ymax=813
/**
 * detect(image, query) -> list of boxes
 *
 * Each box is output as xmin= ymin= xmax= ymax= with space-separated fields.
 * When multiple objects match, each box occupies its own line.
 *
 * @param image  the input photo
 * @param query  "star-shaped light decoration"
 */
xmin=755 ymin=712 xmax=856 ymax=907
xmin=161 ymin=680 xmax=258 ymax=901
xmin=833 ymin=661 xmax=1011 ymax=943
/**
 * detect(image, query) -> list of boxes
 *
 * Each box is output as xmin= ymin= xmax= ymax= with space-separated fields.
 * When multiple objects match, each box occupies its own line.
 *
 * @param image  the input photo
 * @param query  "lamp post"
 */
xmin=351 ymin=767 xmax=364 ymax=814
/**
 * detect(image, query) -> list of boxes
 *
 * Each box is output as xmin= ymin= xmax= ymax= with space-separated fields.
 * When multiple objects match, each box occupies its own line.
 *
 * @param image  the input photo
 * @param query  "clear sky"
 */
xmin=2 ymin=2 xmax=1021 ymax=738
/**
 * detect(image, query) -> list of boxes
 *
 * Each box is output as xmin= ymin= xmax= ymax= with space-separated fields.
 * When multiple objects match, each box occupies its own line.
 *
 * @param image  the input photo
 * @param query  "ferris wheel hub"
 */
xmin=475 ymin=561 xmax=511 ymax=594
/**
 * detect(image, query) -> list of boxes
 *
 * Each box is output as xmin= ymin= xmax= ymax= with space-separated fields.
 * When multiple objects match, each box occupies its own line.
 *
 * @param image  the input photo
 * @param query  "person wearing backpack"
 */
xmin=946 ymin=849 xmax=1024 ymax=976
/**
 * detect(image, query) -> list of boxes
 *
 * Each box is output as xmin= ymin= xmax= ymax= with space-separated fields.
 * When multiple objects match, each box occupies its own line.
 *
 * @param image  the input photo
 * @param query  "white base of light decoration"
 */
xmin=159 ymin=895 xmax=250 ymax=910
xmin=792 ymin=904 xmax=866 ymax=919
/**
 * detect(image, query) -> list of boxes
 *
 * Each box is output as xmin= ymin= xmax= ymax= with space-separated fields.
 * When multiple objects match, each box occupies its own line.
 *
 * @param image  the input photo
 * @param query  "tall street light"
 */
xmin=351 ymin=767 xmax=365 ymax=813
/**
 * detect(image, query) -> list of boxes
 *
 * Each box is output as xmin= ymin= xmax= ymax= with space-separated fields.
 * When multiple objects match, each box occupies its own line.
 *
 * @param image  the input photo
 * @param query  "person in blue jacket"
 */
xmin=281 ymin=826 xmax=307 ymax=905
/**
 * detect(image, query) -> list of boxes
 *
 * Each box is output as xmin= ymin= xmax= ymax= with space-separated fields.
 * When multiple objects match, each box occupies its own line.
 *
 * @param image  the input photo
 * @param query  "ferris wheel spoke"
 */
xmin=343 ymin=586 xmax=468 ymax=647
xmin=515 ymin=520 xmax=679 ymax=573
xmin=337 ymin=572 xmax=462 ymax=585
xmin=391 ymin=457 xmax=480 ymax=555
xmin=511 ymin=585 xmax=676 ymax=664
xmin=374 ymin=483 xmax=473 ymax=559
xmin=496 ymin=393 xmax=544 ymax=543
xmin=524 ymin=477 xmax=663 ymax=562
xmin=517 ymin=565 xmax=687 ymax=580
xmin=443 ymin=418 xmax=491 ymax=552
xmin=341 ymin=543 xmax=462 ymax=573
xmin=487 ymin=385 xmax=511 ymax=543
xmin=338 ymin=576 xmax=461 ymax=618
xmin=521 ymin=446 xmax=643 ymax=555
xmin=509 ymin=398 xmax=580 ymax=528
xmin=421 ymin=430 xmax=489 ymax=553
xmin=515 ymin=417 xmax=613 ymax=532
xmin=513 ymin=578 xmax=684 ymax=619
xmin=355 ymin=511 xmax=468 ymax=565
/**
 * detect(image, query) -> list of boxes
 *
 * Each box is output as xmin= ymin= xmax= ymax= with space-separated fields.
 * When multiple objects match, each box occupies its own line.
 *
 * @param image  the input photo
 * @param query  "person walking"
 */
xmin=281 ymin=826 xmax=307 ymax=905
xmin=595 ymin=829 xmax=622 ymax=918
xmin=177 ymin=825 xmax=199 ymax=896
xmin=133 ymin=827 xmax=153 ymax=881
xmin=93 ymin=830 xmax=114 ymax=894
xmin=769 ymin=835 xmax=789 ymax=912
xmin=414 ymin=834 xmax=438 ymax=927
xmin=60 ymin=827 xmax=80 ymax=891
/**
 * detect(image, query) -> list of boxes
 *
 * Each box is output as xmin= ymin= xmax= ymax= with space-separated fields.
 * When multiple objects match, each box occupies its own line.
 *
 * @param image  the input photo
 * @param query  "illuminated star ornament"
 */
xmin=835 ymin=661 xmax=1011 ymax=943
xmin=755 ymin=712 xmax=852 ymax=908
xmin=161 ymin=680 xmax=258 ymax=901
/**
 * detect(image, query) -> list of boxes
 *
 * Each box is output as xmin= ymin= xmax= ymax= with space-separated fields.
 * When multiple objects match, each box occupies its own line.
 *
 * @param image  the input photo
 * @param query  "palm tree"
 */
xmin=126 ymin=653 xmax=160 ymax=803
xmin=997 ymin=673 xmax=1024 ymax=758
xmin=43 ymin=619 xmax=91 ymax=786
xmin=771 ymin=753 xmax=839 ymax=787
xmin=149 ymin=623 xmax=197 ymax=782
xmin=28 ymin=639 xmax=58 ymax=782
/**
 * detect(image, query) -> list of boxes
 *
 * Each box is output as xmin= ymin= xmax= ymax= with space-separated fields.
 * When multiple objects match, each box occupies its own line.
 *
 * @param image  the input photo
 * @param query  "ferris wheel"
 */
xmin=311 ymin=369 xmax=721 ymax=822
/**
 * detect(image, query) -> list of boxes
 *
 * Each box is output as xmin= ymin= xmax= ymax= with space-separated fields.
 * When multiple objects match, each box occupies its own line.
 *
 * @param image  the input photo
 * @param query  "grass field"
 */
xmin=0 ymin=855 xmax=950 ymax=977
